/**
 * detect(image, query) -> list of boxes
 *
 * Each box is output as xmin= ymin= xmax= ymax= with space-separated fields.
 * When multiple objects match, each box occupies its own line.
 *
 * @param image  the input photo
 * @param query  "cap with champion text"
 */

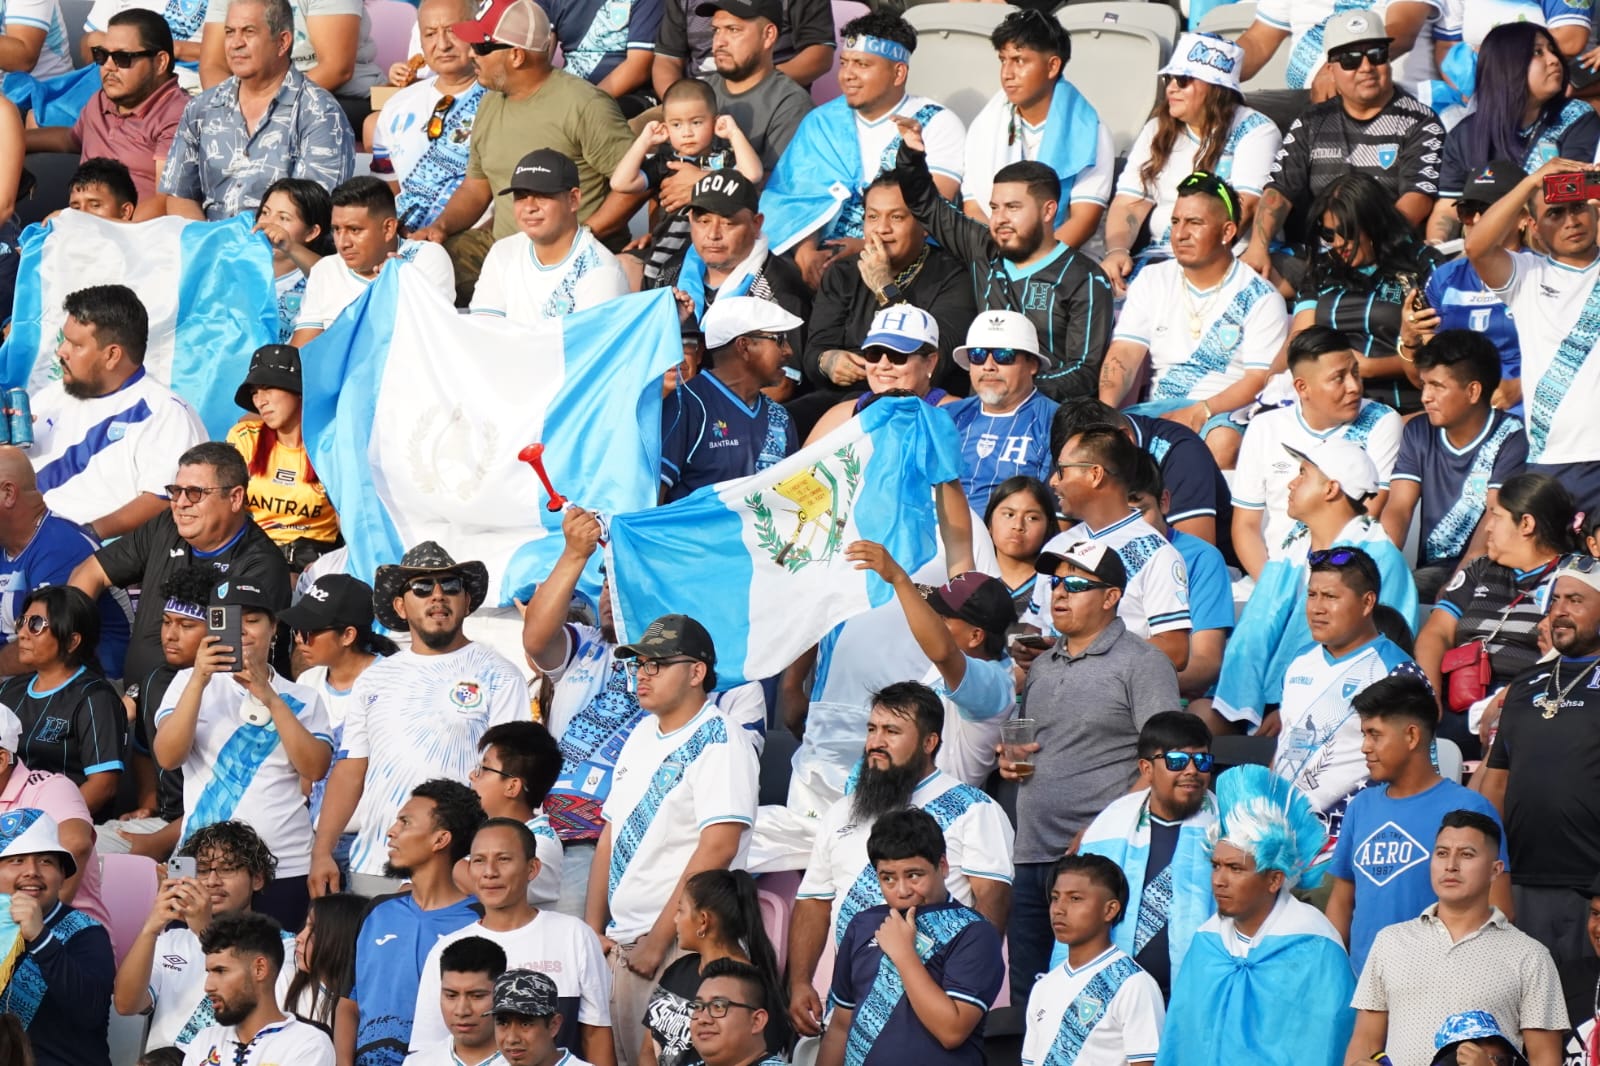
xmin=279 ymin=574 xmax=377 ymax=634
xmin=500 ymin=149 xmax=579 ymax=197
xmin=453 ymin=0 xmax=552 ymax=50
xmin=693 ymin=0 xmax=781 ymax=23
xmin=926 ymin=572 xmax=1017 ymax=636
xmin=0 ymin=703 xmax=20 ymax=753
xmin=210 ymin=578 xmax=288 ymax=614
xmin=688 ymin=171 xmax=759 ymax=217
xmin=1282 ymin=439 xmax=1379 ymax=501
xmin=615 ymin=613 xmax=717 ymax=664
xmin=952 ymin=310 xmax=1051 ymax=370
xmin=1323 ymin=8 xmax=1391 ymax=55
xmin=1035 ymin=538 xmax=1128 ymax=590
xmin=1460 ymin=159 xmax=1526 ymax=210
xmin=491 ymin=969 xmax=560 ymax=1018
xmin=700 ymin=296 xmax=802 ymax=349
xmin=863 ymin=305 xmax=939 ymax=354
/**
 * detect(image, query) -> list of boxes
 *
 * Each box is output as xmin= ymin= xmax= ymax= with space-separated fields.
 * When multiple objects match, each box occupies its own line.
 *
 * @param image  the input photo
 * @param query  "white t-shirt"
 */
xmin=409 ymin=910 xmax=611 ymax=1051
xmin=795 ymin=768 xmax=1015 ymax=946
xmin=1252 ymin=0 xmax=1442 ymax=93
xmin=960 ymin=89 xmax=1116 ymax=212
xmin=146 ymin=925 xmax=297 ymax=1050
xmin=861 ymin=94 xmax=966 ymax=187
xmin=1115 ymin=108 xmax=1281 ymax=259
xmin=182 ymin=1015 xmax=335 ymax=1066
xmin=341 ymin=642 xmax=529 ymax=877
xmin=604 ymin=702 xmax=759 ymax=941
xmin=470 ymin=227 xmax=630 ymax=324
xmin=295 ymin=240 xmax=457 ymax=332
xmin=1030 ymin=512 xmax=1192 ymax=639
xmin=1231 ymin=400 xmax=1403 ymax=558
xmin=29 ymin=368 xmax=205 ymax=527
xmin=1488 ymin=250 xmax=1600 ymax=465
xmin=1020 ymin=946 xmax=1165 ymax=1066
xmin=1113 ymin=259 xmax=1287 ymax=404
xmin=1 ymin=0 xmax=72 ymax=77
xmin=156 ymin=668 xmax=333 ymax=877
xmin=926 ymin=656 xmax=1017 ymax=789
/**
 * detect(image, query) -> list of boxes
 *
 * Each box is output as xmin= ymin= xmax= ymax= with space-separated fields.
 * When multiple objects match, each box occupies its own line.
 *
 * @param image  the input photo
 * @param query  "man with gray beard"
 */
xmin=946 ymin=310 xmax=1059 ymax=514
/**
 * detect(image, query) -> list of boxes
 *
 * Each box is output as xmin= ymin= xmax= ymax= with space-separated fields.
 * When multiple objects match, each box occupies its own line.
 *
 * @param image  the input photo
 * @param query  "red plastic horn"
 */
xmin=517 ymin=443 xmax=568 ymax=512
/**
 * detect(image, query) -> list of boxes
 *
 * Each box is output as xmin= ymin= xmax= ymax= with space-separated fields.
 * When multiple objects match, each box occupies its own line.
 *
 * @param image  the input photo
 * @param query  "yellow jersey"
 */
xmin=226 ymin=418 xmax=341 ymax=547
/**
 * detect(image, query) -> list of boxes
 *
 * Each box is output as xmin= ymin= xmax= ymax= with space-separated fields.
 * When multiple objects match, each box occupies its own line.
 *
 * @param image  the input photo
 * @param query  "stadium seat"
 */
xmin=1436 ymin=737 xmax=1463 ymax=784
xmin=904 ymin=3 xmax=1015 ymax=127
xmin=813 ymin=0 xmax=869 ymax=105
xmin=1055 ymin=2 xmax=1179 ymax=60
xmin=367 ymin=0 xmax=419 ymax=73
xmin=98 ymin=851 xmax=159 ymax=967
xmin=16 ymin=152 xmax=78 ymax=228
xmin=1061 ymin=25 xmax=1162 ymax=155
xmin=756 ymin=869 xmax=801 ymax=974
xmin=61 ymin=0 xmax=93 ymax=66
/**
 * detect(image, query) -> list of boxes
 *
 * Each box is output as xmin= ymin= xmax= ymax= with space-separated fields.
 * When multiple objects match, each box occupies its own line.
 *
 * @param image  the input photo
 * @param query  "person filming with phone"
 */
xmin=152 ymin=577 xmax=333 ymax=930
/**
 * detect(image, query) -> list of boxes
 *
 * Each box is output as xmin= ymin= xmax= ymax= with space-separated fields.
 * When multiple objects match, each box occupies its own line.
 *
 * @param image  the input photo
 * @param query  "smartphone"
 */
xmin=1569 ymin=56 xmax=1600 ymax=92
xmin=207 ymin=604 xmax=243 ymax=672
xmin=1542 ymin=170 xmax=1600 ymax=204
xmin=169 ymin=856 xmax=196 ymax=880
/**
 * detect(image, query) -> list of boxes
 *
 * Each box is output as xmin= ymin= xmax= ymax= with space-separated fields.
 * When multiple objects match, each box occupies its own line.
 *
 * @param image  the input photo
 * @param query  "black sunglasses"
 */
xmin=91 ymin=46 xmax=156 ymax=68
xmin=470 ymin=40 xmax=512 ymax=56
xmin=408 ymin=576 xmax=466 ymax=597
xmin=1330 ymin=44 xmax=1389 ymax=71
xmin=861 ymin=347 xmax=921 ymax=366
xmin=1307 ymin=548 xmax=1360 ymax=567
xmin=1162 ymin=73 xmax=1194 ymax=89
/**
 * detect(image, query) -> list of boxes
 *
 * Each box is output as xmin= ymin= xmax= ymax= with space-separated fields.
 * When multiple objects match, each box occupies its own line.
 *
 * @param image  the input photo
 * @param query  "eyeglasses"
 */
xmin=407 ymin=576 xmax=466 ymax=597
xmin=14 ymin=615 xmax=47 ymax=635
xmin=625 ymin=656 xmax=698 ymax=677
xmin=1330 ymin=44 xmax=1389 ymax=70
xmin=687 ymin=998 xmax=759 ymax=1019
xmin=1162 ymin=73 xmax=1194 ymax=89
xmin=1157 ymin=751 xmax=1215 ymax=772
xmin=1047 ymin=575 xmax=1111 ymax=593
xmin=194 ymin=862 xmax=245 ymax=880
xmin=1049 ymin=461 xmax=1098 ymax=478
xmin=426 ymin=94 xmax=455 ymax=141
xmin=470 ymin=40 xmax=512 ymax=56
xmin=293 ymin=627 xmax=333 ymax=644
xmin=1177 ymin=171 xmax=1240 ymax=223
xmin=965 ymin=347 xmax=1026 ymax=366
xmin=1307 ymin=548 xmax=1360 ymax=567
xmin=165 ymin=484 xmax=227 ymax=504
xmin=861 ymin=347 xmax=922 ymax=365
xmin=472 ymin=762 xmax=515 ymax=780
xmin=91 ymin=46 xmax=156 ymax=67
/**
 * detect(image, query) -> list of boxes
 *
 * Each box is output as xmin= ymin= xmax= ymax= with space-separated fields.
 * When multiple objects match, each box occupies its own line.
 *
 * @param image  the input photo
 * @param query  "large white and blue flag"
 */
xmin=301 ymin=266 xmax=681 ymax=602
xmin=606 ymin=396 xmax=962 ymax=689
xmin=1 ymin=211 xmax=277 ymax=438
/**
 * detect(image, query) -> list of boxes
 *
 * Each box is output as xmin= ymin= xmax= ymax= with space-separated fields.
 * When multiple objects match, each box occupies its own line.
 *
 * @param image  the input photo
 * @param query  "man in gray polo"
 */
xmin=997 ymin=538 xmax=1180 ymax=1002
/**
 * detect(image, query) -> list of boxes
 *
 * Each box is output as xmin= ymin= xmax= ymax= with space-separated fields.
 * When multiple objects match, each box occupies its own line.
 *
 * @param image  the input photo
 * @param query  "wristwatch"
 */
xmin=877 ymin=282 xmax=903 ymax=307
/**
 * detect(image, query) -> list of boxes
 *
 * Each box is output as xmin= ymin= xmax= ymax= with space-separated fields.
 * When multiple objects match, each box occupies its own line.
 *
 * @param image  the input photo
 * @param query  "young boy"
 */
xmin=67 ymin=157 xmax=138 ymax=220
xmin=611 ymin=78 xmax=763 ymax=288
xmin=819 ymin=809 xmax=1003 ymax=1066
xmin=463 ymin=721 xmax=566 ymax=906
xmin=1023 ymin=855 xmax=1165 ymax=1066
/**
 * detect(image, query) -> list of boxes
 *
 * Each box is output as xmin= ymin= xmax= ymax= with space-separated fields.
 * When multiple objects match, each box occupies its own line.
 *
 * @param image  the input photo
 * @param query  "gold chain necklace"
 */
xmin=1538 ymin=657 xmax=1600 ymax=718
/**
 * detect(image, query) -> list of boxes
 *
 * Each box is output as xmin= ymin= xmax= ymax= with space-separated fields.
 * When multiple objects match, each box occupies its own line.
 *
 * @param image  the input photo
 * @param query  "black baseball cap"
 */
xmin=280 ymin=574 xmax=377 ymax=633
xmin=688 ymin=171 xmax=760 ymax=217
xmin=235 ymin=344 xmax=303 ymax=411
xmin=694 ymin=0 xmax=781 ymax=22
xmin=1460 ymin=159 xmax=1526 ymax=212
xmin=926 ymin=572 xmax=1016 ymax=636
xmin=1035 ymin=539 xmax=1129 ymax=591
xmin=500 ymin=149 xmax=580 ymax=196
xmin=210 ymin=578 xmax=288 ymax=614
xmin=615 ymin=613 xmax=717 ymax=665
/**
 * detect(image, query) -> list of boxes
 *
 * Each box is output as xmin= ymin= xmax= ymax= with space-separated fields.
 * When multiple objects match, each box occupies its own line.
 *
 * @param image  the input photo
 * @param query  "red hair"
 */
xmin=245 ymin=420 xmax=320 ymax=486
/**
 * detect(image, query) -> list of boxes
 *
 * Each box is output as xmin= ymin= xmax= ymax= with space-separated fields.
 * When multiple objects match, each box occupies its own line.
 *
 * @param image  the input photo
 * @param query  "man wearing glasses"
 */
xmin=586 ymin=612 xmax=757 ymax=1066
xmin=690 ymin=959 xmax=786 ymax=1066
xmin=946 ymin=310 xmax=1057 ymax=515
xmin=309 ymin=540 xmax=526 ymax=898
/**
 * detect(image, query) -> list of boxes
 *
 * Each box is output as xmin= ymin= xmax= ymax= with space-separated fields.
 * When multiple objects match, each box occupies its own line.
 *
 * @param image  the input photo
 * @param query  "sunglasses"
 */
xmin=861 ymin=347 xmax=921 ymax=366
xmin=1455 ymin=201 xmax=1487 ymax=222
xmin=1307 ymin=548 xmax=1360 ymax=567
xmin=1162 ymin=73 xmax=1195 ymax=89
xmin=91 ymin=46 xmax=156 ymax=68
xmin=14 ymin=614 xmax=47 ymax=635
xmin=293 ymin=627 xmax=333 ymax=643
xmin=470 ymin=40 xmax=512 ymax=56
xmin=1047 ymin=575 xmax=1111 ymax=593
xmin=407 ymin=576 xmax=465 ymax=597
xmin=1330 ymin=44 xmax=1389 ymax=71
xmin=1559 ymin=553 xmax=1600 ymax=575
xmin=965 ymin=347 xmax=1025 ymax=366
xmin=426 ymin=94 xmax=455 ymax=141
xmin=165 ymin=484 xmax=227 ymax=504
xmin=1315 ymin=224 xmax=1351 ymax=244
xmin=1156 ymin=751 xmax=1215 ymax=772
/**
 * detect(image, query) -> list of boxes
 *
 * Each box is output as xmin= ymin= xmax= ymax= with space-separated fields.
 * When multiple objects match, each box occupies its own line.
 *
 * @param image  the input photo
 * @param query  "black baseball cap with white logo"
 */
xmin=688 ymin=170 xmax=759 ymax=217
xmin=693 ymin=0 xmax=781 ymax=22
xmin=499 ymin=149 xmax=580 ymax=196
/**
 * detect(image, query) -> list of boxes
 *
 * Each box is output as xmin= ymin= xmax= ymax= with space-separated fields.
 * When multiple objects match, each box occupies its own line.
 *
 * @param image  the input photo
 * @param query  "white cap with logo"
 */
xmin=953 ymin=310 xmax=1050 ymax=369
xmin=1284 ymin=438 xmax=1380 ymax=501
xmin=701 ymin=296 xmax=803 ymax=349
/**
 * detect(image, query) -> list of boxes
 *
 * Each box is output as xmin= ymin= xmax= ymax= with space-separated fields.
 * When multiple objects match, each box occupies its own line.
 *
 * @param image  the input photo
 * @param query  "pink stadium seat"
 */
xmin=98 ymin=852 xmax=159 ymax=967
xmin=756 ymin=869 xmax=802 ymax=975
xmin=813 ymin=0 xmax=870 ymax=105
xmin=367 ymin=0 xmax=420 ymax=72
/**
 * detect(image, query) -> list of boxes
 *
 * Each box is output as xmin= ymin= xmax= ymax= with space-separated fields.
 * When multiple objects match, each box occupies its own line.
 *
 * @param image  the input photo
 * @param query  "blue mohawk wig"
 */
xmin=1204 ymin=765 xmax=1328 ymax=889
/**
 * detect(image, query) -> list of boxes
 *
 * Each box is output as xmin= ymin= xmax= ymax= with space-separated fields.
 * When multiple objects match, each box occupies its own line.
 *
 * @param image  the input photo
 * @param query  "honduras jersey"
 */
xmin=156 ymin=666 xmax=332 ymax=876
xmin=948 ymin=389 xmax=1058 ymax=514
xmin=796 ymin=769 xmax=1016 ymax=945
xmin=660 ymin=369 xmax=798 ymax=502
xmin=352 ymin=893 xmax=481 ymax=1066
xmin=1425 ymin=257 xmax=1522 ymax=413
xmin=1487 ymin=249 xmax=1600 ymax=464
xmin=1392 ymin=409 xmax=1526 ymax=568
xmin=148 ymin=925 xmax=297 ymax=1051
xmin=1273 ymin=636 xmax=1424 ymax=856
xmin=1021 ymin=946 xmax=1165 ymax=1066
xmin=0 ymin=512 xmax=131 ymax=677
xmin=1029 ymin=511 xmax=1192 ymax=638
xmin=1114 ymin=259 xmax=1287 ymax=404
xmin=341 ymin=643 xmax=528 ymax=877
xmin=29 ymin=367 xmax=205 ymax=529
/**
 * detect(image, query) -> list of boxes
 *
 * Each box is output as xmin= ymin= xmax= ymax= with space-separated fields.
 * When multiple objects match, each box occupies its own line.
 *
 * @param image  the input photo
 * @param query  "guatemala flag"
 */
xmin=606 ymin=396 xmax=961 ymax=689
xmin=1 ymin=211 xmax=277 ymax=438
xmin=302 ymin=266 xmax=681 ymax=603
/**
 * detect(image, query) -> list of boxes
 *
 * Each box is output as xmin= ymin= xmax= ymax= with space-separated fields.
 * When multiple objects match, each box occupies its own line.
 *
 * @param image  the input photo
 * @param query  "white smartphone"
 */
xmin=169 ymin=856 xmax=196 ymax=880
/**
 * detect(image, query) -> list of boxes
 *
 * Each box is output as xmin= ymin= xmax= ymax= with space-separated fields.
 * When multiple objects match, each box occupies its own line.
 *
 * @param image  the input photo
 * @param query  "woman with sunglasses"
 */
xmin=1288 ymin=171 xmax=1444 ymax=414
xmin=985 ymin=476 xmax=1058 ymax=619
xmin=1430 ymin=22 xmax=1599 ymax=246
xmin=805 ymin=305 xmax=960 ymax=445
xmin=0 ymin=586 xmax=124 ymax=818
xmin=1100 ymin=32 xmax=1280 ymax=296
xmin=1414 ymin=473 xmax=1581 ymax=761
xmin=256 ymin=178 xmax=333 ymax=344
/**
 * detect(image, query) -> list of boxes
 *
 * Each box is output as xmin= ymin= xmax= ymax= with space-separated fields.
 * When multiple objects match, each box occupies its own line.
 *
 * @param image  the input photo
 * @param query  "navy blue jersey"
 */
xmin=1392 ymin=409 xmax=1526 ymax=568
xmin=0 ymin=514 xmax=131 ymax=677
xmin=660 ymin=370 xmax=797 ymax=502
xmin=1126 ymin=414 xmax=1233 ymax=560
xmin=539 ymin=0 xmax=662 ymax=84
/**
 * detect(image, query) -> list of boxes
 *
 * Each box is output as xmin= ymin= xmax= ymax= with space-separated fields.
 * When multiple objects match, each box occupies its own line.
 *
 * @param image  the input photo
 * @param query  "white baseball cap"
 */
xmin=863 ymin=305 xmax=940 ymax=354
xmin=1284 ymin=439 xmax=1380 ymax=501
xmin=0 ymin=703 xmax=19 ymax=753
xmin=701 ymin=296 xmax=803 ymax=350
xmin=952 ymin=310 xmax=1051 ymax=370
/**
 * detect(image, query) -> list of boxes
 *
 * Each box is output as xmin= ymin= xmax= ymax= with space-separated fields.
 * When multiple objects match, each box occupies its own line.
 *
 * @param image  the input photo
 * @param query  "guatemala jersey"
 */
xmin=183 ymin=1016 xmax=333 ymax=1066
xmin=29 ymin=367 xmax=205 ymax=528
xmin=470 ymin=226 xmax=630 ymax=324
xmin=603 ymin=702 xmax=758 ymax=941
xmin=0 ymin=512 xmax=130 ymax=676
xmin=157 ymin=667 xmax=332 ymax=876
xmin=948 ymin=389 xmax=1058 ymax=514
xmin=1392 ymin=409 xmax=1526 ymax=568
xmin=274 ymin=269 xmax=307 ymax=343
xmin=1273 ymin=636 xmax=1424 ymax=856
xmin=370 ymin=78 xmax=485 ymax=230
xmin=831 ymin=900 xmax=1004 ymax=1066
xmin=1114 ymin=260 xmax=1287 ymax=404
xmin=928 ymin=655 xmax=1021 ymax=788
xmin=1021 ymin=946 xmax=1165 ymax=1066
xmin=1232 ymin=400 xmax=1402 ymax=558
xmin=660 ymin=369 xmax=798 ymax=502
xmin=1488 ymin=250 xmax=1600 ymax=464
xmin=1436 ymin=0 xmax=1593 ymax=50
xmin=1253 ymin=0 xmax=1442 ymax=91
xmin=0 ymin=0 xmax=73 ymax=78
xmin=830 ymin=95 xmax=966 ymax=241
xmin=148 ymin=925 xmax=297 ymax=1051
xmin=795 ymin=769 xmax=1016 ymax=945
xmin=352 ymin=893 xmax=481 ymax=1066
xmin=342 ymin=643 xmax=528 ymax=876
xmin=543 ymin=0 xmax=661 ymax=83
xmin=1030 ymin=511 xmax=1192 ymax=638
xmin=297 ymin=240 xmax=457 ymax=331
